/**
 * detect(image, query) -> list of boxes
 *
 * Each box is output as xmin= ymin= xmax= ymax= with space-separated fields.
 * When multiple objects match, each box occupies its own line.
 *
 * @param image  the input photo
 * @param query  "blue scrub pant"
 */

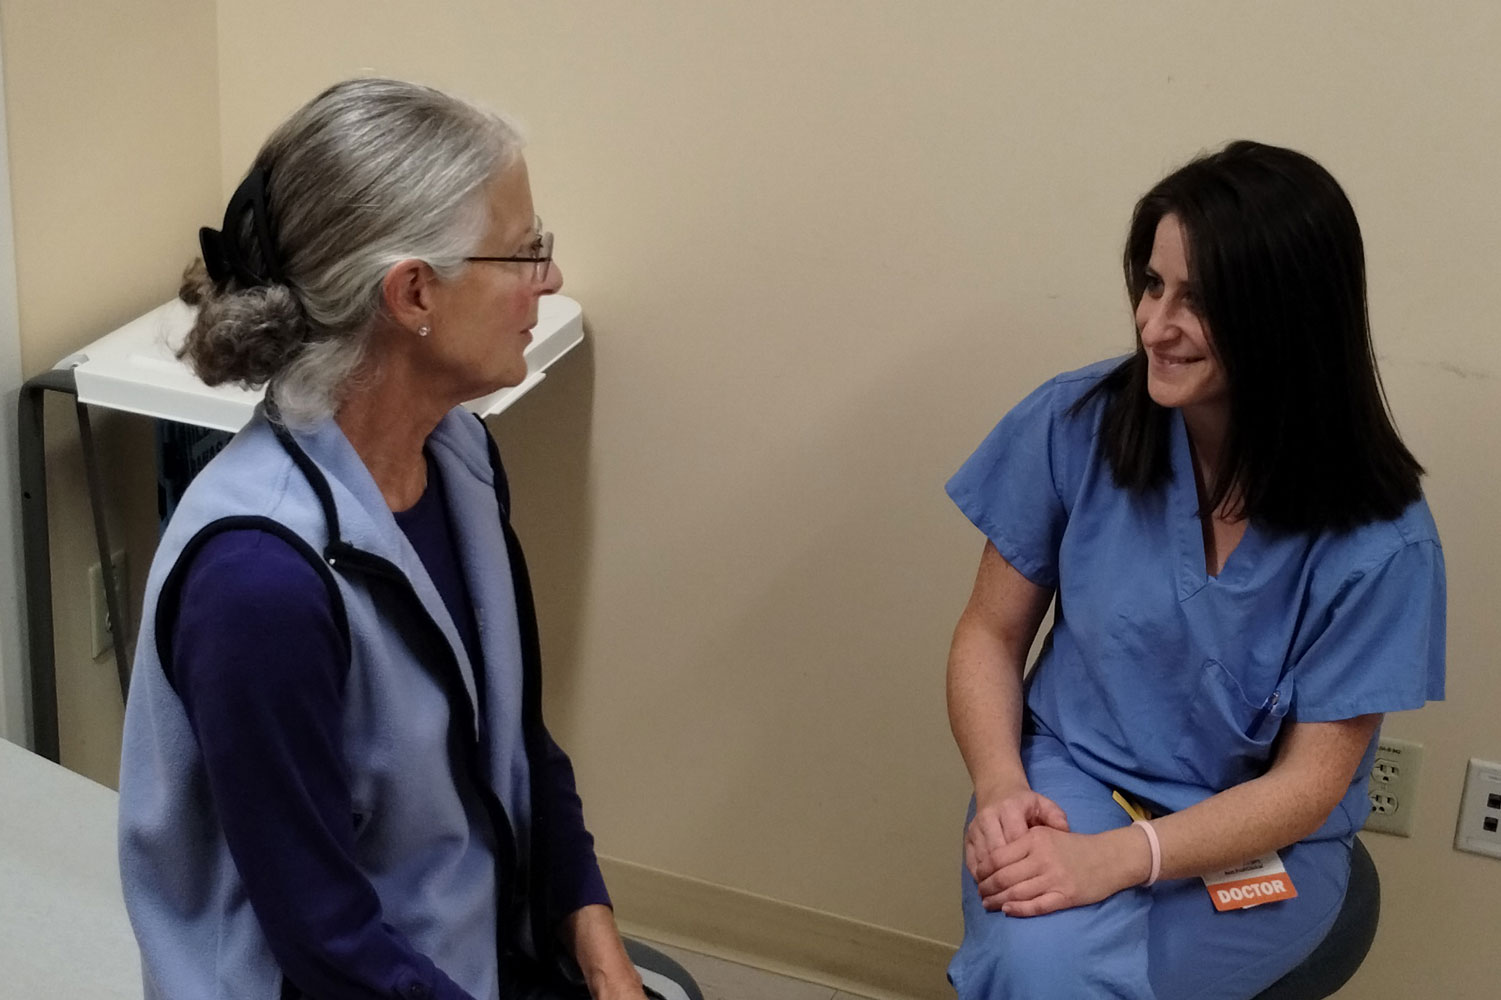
xmin=948 ymin=731 xmax=1350 ymax=1000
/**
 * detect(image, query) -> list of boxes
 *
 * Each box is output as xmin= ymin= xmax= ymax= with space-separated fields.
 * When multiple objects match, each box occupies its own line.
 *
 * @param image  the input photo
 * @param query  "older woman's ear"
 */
xmin=380 ymin=258 xmax=438 ymax=335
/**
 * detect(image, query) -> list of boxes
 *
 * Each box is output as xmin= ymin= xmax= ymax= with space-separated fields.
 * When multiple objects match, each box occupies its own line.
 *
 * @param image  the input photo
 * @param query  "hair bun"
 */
xmin=176 ymin=258 xmax=310 ymax=387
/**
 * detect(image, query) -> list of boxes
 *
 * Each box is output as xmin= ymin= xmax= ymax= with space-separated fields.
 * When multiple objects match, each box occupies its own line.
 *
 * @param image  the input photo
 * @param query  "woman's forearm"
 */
xmin=564 ymin=905 xmax=641 ymax=1000
xmin=946 ymin=543 xmax=1056 ymax=802
xmin=1148 ymin=772 xmax=1330 ymax=881
xmin=947 ymin=612 xmax=1031 ymax=800
xmin=1148 ymin=715 xmax=1380 ymax=881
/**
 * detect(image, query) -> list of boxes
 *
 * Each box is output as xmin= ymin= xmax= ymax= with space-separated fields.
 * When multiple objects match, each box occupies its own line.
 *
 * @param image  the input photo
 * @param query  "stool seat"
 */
xmin=624 ymin=938 xmax=706 ymax=1000
xmin=1253 ymin=837 xmax=1380 ymax=1000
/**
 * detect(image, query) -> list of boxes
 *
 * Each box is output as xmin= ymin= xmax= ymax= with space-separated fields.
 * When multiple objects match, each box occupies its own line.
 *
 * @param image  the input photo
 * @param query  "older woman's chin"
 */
xmin=478 ymin=359 xmax=531 ymax=397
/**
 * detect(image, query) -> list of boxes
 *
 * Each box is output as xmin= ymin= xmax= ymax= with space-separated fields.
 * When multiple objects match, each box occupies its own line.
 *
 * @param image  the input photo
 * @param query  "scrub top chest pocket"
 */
xmin=1173 ymin=659 xmax=1293 ymax=790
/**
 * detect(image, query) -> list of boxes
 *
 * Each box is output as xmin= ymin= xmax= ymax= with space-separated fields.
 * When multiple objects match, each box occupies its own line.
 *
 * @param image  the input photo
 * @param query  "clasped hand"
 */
xmin=965 ymin=790 xmax=1135 ymax=918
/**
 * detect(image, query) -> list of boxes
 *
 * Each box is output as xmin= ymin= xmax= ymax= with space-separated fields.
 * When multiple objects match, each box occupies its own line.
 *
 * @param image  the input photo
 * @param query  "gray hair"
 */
xmin=178 ymin=77 xmax=525 ymax=424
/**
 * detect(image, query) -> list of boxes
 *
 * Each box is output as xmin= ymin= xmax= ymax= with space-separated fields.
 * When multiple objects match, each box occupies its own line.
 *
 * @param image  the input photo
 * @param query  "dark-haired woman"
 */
xmin=118 ymin=79 xmax=679 ymax=1000
xmin=944 ymin=141 xmax=1444 ymax=999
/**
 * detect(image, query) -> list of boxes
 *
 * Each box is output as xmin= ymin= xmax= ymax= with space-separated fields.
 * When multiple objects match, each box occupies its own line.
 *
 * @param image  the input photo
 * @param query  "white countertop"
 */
xmin=0 ymin=737 xmax=142 ymax=997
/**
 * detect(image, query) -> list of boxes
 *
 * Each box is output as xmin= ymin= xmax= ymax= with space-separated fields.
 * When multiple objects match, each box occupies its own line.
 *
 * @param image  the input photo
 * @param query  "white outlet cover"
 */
xmin=1454 ymin=758 xmax=1501 ymax=860
xmin=1365 ymin=736 xmax=1422 ymax=837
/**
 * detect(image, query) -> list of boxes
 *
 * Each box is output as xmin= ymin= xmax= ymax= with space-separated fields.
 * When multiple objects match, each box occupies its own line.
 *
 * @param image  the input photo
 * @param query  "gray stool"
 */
xmin=624 ymin=939 xmax=705 ymax=1000
xmin=1253 ymin=837 xmax=1380 ymax=999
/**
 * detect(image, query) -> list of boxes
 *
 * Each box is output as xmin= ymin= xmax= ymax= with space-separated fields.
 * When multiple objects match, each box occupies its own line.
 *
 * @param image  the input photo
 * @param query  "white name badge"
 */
xmin=1201 ymin=851 xmax=1298 ymax=911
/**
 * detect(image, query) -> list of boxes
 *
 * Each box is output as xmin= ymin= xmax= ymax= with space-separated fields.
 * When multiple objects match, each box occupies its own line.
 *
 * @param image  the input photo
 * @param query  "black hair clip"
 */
xmin=198 ymin=166 xmax=286 ymax=289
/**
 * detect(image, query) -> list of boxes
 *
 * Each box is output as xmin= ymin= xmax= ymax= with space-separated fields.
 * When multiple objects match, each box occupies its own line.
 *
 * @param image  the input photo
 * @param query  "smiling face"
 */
xmin=424 ymin=157 xmax=563 ymax=400
xmin=1134 ymin=214 xmax=1228 ymax=419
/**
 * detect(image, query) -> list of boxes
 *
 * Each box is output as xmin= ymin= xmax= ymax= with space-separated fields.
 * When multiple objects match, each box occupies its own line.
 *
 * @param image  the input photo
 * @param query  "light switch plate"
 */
xmin=1454 ymin=758 xmax=1501 ymax=860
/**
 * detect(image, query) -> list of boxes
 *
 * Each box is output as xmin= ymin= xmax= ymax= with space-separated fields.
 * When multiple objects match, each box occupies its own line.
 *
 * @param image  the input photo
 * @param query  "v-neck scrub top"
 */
xmin=947 ymin=359 xmax=1446 ymax=841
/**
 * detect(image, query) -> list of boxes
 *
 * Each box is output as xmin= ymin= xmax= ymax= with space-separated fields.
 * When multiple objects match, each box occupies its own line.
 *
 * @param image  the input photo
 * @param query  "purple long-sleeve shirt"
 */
xmin=170 ymin=454 xmax=607 ymax=999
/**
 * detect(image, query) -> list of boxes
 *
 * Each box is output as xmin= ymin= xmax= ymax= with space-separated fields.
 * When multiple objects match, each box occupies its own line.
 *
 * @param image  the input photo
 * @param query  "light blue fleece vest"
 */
xmin=118 ymin=406 xmax=537 ymax=1000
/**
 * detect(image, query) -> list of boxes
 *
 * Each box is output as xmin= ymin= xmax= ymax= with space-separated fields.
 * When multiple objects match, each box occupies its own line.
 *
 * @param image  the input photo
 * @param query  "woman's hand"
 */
xmin=965 ymin=789 xmax=1070 ymax=884
xmin=564 ymin=905 xmax=647 ymax=1000
xmin=977 ymin=825 xmax=1149 ymax=917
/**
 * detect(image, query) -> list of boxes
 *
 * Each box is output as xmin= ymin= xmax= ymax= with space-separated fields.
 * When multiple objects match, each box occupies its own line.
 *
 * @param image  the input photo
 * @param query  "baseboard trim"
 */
xmin=599 ymin=856 xmax=955 ymax=1000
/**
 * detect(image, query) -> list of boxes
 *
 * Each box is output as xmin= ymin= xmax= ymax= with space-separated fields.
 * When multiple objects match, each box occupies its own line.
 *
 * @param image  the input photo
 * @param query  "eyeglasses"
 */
xmin=465 ymin=217 xmax=554 ymax=283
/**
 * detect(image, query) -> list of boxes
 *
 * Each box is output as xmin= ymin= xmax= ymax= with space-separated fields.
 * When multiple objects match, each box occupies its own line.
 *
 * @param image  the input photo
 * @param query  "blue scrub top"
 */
xmin=947 ymin=359 xmax=1446 ymax=842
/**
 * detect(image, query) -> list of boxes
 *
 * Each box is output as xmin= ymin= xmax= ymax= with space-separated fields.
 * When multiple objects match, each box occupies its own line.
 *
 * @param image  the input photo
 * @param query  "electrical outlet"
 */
xmin=1454 ymin=758 xmax=1501 ymax=860
xmin=1364 ymin=736 xmax=1423 ymax=837
xmin=88 ymin=550 xmax=129 ymax=659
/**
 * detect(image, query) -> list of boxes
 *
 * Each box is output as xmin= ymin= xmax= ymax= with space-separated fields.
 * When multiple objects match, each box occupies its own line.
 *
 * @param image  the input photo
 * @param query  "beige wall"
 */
xmin=9 ymin=0 xmax=1499 ymax=995
xmin=212 ymin=2 xmax=1501 ymax=994
xmin=1 ymin=0 xmax=221 ymax=782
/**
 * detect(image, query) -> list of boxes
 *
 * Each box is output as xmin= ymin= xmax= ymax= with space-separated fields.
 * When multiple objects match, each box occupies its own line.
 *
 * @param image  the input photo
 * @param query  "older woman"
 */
xmin=119 ymin=79 xmax=680 ymax=1000
xmin=944 ymin=142 xmax=1445 ymax=998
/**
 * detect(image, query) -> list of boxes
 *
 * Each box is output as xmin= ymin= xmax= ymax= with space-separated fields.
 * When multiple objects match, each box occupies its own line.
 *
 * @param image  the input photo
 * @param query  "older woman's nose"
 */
xmin=540 ymin=259 xmax=563 ymax=294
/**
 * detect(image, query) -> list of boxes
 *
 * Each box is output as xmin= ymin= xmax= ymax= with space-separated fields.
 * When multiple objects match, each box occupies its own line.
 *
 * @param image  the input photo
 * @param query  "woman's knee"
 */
xmin=950 ymin=902 xmax=1152 ymax=1000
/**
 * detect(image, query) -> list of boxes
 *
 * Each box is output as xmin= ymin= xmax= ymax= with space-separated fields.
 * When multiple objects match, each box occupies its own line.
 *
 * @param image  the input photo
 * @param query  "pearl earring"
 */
xmin=417 ymin=325 xmax=431 ymax=338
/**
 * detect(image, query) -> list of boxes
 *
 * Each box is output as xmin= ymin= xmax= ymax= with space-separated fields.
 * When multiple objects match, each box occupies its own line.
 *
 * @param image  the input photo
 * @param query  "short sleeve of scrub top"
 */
xmin=944 ymin=359 xmax=1113 ymax=589
xmin=1283 ymin=532 xmax=1446 ymax=723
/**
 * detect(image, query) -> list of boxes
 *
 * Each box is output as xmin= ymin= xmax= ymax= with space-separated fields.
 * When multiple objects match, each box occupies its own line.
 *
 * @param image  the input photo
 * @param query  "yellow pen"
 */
xmin=1112 ymin=790 xmax=1154 ymax=823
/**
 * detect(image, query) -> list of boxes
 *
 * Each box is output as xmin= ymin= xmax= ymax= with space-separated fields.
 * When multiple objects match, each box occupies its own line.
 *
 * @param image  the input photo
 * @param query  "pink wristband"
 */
xmin=1134 ymin=820 xmax=1161 ymax=887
